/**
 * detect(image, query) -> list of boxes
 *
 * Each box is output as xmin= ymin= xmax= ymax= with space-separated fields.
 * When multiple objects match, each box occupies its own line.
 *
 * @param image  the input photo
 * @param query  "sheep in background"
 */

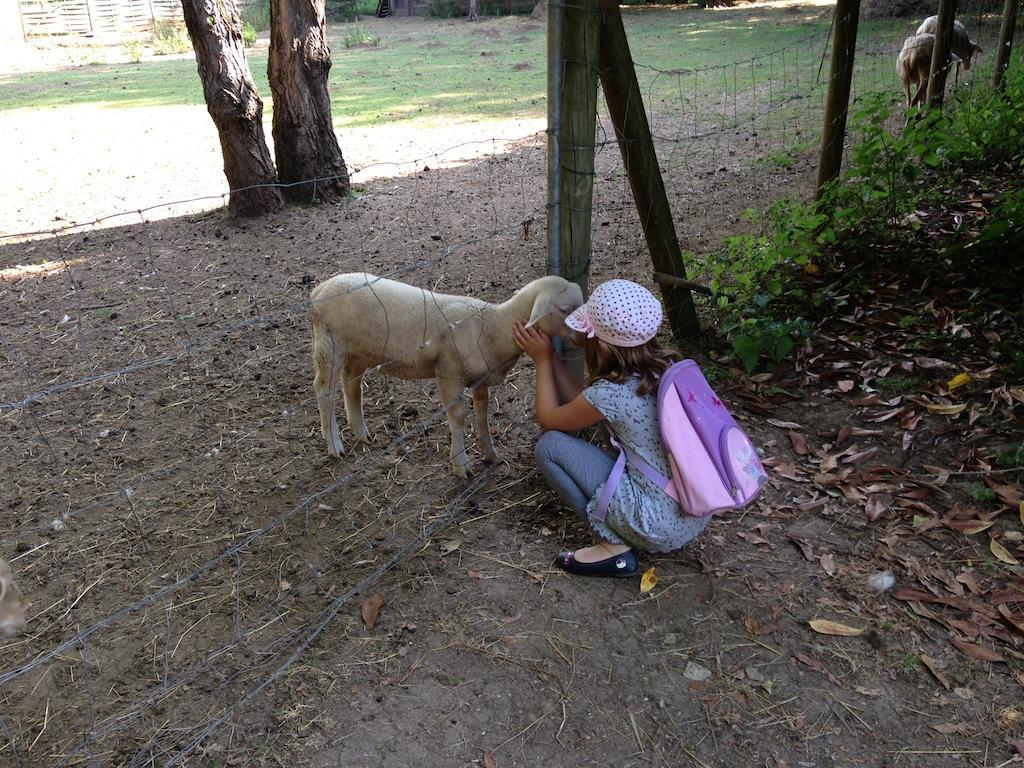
xmin=0 ymin=558 xmax=27 ymax=637
xmin=310 ymin=273 xmax=584 ymax=477
xmin=916 ymin=16 xmax=983 ymax=70
xmin=897 ymin=33 xmax=962 ymax=107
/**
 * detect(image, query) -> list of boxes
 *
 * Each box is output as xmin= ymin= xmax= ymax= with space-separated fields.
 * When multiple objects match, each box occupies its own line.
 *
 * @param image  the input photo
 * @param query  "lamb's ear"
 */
xmin=525 ymin=293 xmax=552 ymax=328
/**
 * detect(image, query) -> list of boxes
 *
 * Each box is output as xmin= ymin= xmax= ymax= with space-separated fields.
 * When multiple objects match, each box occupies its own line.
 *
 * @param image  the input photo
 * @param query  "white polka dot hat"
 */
xmin=564 ymin=279 xmax=663 ymax=348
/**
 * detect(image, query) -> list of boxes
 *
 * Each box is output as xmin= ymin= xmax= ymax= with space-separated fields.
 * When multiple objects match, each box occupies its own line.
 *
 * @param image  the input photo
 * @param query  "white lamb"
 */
xmin=0 ymin=558 xmax=27 ymax=637
xmin=897 ymin=33 xmax=962 ymax=107
xmin=916 ymin=16 xmax=983 ymax=70
xmin=310 ymin=273 xmax=584 ymax=477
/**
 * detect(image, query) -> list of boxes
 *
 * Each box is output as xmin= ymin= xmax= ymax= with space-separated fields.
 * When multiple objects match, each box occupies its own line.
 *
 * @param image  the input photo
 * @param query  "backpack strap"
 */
xmin=621 ymin=443 xmax=680 ymax=505
xmin=592 ymin=433 xmax=680 ymax=524
xmin=593 ymin=436 xmax=627 ymax=524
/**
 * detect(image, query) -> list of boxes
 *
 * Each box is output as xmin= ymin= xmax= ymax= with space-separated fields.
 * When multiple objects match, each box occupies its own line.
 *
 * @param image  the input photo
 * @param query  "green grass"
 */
xmin=0 ymin=8 xmax=909 ymax=130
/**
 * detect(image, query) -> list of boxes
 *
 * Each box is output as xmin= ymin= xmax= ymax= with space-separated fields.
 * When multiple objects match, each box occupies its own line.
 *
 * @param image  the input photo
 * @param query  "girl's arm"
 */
xmin=513 ymin=322 xmax=604 ymax=432
xmin=551 ymin=353 xmax=585 ymax=404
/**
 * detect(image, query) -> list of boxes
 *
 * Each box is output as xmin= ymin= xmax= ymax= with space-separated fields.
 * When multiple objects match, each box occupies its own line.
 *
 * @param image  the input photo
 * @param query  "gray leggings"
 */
xmin=534 ymin=430 xmax=615 ymax=518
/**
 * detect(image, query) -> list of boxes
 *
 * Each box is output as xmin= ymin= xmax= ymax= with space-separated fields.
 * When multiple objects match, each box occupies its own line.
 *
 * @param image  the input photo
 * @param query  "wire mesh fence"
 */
xmin=0 ymin=6 xmax=1010 ymax=765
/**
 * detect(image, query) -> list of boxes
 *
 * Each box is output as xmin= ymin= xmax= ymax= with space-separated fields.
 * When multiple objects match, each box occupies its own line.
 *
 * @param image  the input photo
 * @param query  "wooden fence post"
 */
xmin=993 ymin=0 xmax=1020 ymax=88
xmin=597 ymin=0 xmax=700 ymax=339
xmin=815 ymin=0 xmax=860 ymax=197
xmin=558 ymin=0 xmax=601 ymax=375
xmin=546 ymin=0 xmax=563 ymax=282
xmin=927 ymin=0 xmax=958 ymax=106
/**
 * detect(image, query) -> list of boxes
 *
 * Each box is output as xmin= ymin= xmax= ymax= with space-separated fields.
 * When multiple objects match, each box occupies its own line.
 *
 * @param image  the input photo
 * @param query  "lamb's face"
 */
xmin=960 ymin=42 xmax=981 ymax=69
xmin=524 ymin=279 xmax=584 ymax=340
xmin=538 ymin=282 xmax=584 ymax=340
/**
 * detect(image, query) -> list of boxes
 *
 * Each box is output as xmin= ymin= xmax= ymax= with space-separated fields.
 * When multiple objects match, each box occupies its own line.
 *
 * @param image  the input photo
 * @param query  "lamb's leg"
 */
xmin=472 ymin=385 xmax=498 ymax=464
xmin=312 ymin=320 xmax=345 ymax=457
xmin=911 ymin=75 xmax=927 ymax=107
xmin=437 ymin=376 xmax=470 ymax=478
xmin=342 ymin=364 xmax=371 ymax=444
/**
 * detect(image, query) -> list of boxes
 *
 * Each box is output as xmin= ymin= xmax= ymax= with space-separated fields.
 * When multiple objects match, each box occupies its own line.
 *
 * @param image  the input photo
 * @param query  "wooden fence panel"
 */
xmin=18 ymin=0 xmax=184 ymax=38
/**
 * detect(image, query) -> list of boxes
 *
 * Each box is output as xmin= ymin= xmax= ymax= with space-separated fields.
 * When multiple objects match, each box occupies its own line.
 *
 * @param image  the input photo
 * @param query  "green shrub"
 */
xmin=969 ymin=482 xmax=997 ymax=502
xmin=701 ymin=66 xmax=1024 ymax=374
xmin=729 ymin=317 xmax=811 ymax=374
xmin=122 ymin=39 xmax=143 ymax=63
xmin=242 ymin=21 xmax=257 ymax=47
xmin=342 ymin=25 xmax=381 ymax=48
xmin=152 ymin=20 xmax=191 ymax=56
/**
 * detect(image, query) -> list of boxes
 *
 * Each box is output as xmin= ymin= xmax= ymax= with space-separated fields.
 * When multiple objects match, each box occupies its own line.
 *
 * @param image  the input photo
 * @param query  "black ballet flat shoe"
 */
xmin=554 ymin=549 xmax=638 ymax=578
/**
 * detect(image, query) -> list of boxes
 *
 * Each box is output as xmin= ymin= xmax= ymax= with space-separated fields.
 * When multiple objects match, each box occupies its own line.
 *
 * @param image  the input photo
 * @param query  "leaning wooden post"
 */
xmin=815 ymin=0 xmax=861 ymax=197
xmin=927 ymin=0 xmax=958 ymax=107
xmin=993 ymin=0 xmax=1020 ymax=88
xmin=558 ymin=0 xmax=601 ymax=375
xmin=597 ymin=0 xmax=700 ymax=338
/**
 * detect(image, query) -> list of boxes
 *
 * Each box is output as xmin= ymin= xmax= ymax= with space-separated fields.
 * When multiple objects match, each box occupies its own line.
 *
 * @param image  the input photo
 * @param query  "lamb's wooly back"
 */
xmin=310 ymin=273 xmax=493 ymax=380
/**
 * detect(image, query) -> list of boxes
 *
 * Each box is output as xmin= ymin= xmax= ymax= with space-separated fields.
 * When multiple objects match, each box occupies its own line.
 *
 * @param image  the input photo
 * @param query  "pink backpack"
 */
xmin=594 ymin=360 xmax=768 ymax=522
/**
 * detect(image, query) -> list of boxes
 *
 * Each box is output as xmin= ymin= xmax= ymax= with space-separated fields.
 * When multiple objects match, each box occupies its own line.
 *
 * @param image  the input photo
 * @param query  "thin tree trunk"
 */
xmin=269 ymin=0 xmax=349 ymax=203
xmin=468 ymin=0 xmax=479 ymax=20
xmin=180 ymin=0 xmax=282 ymax=217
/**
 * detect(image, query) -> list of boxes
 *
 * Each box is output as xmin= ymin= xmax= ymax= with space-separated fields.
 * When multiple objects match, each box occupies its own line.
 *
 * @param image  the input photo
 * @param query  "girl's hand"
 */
xmin=513 ymin=321 xmax=553 ymax=364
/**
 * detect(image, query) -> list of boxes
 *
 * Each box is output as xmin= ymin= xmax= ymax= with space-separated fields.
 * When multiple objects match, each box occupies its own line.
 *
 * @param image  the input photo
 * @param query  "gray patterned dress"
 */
xmin=582 ymin=377 xmax=711 ymax=552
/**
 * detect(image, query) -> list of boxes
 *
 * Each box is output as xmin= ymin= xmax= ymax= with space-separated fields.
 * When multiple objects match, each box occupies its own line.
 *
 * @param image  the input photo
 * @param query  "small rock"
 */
xmin=867 ymin=571 xmax=895 ymax=592
xmin=683 ymin=661 xmax=712 ymax=682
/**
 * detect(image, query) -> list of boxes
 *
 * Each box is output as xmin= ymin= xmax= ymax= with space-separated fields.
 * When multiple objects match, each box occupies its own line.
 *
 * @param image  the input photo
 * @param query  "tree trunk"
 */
xmin=269 ymin=0 xmax=349 ymax=203
xmin=467 ymin=0 xmax=479 ymax=21
xmin=180 ymin=0 xmax=282 ymax=217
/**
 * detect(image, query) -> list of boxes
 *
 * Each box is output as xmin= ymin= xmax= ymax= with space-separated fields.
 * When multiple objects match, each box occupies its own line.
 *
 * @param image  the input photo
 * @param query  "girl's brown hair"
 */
xmin=584 ymin=336 xmax=682 ymax=396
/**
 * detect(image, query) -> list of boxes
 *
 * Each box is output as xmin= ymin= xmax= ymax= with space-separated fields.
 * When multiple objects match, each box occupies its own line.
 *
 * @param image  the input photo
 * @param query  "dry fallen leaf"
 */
xmin=809 ymin=619 xmax=864 ymax=636
xmin=483 ymin=752 xmax=497 ymax=768
xmin=914 ymin=356 xmax=955 ymax=370
xmin=438 ymin=539 xmax=462 ymax=556
xmin=819 ymin=553 xmax=836 ymax=576
xmin=997 ymin=605 xmax=1024 ymax=638
xmin=990 ymin=539 xmax=1020 ymax=566
xmin=985 ymin=481 xmax=1023 ymax=509
xmin=943 ymin=518 xmax=996 ymax=535
xmin=788 ymin=536 xmax=815 ymax=561
xmin=640 ymin=567 xmax=658 ymax=594
xmin=744 ymin=616 xmax=778 ymax=636
xmin=767 ymin=418 xmax=804 ymax=429
xmin=951 ymin=638 xmax=1005 ymax=663
xmin=792 ymin=652 xmax=842 ymax=686
xmin=920 ymin=654 xmax=951 ymax=689
xmin=946 ymin=372 xmax=971 ymax=391
xmin=843 ymin=447 xmax=879 ymax=465
xmin=931 ymin=722 xmax=972 ymax=736
xmin=788 ymin=430 xmax=808 ymax=455
xmin=865 ymin=496 xmax=887 ymax=522
xmin=360 ymin=593 xmax=384 ymax=631
xmin=1020 ymin=501 xmax=1024 ymax=527
xmin=926 ymin=402 xmax=968 ymax=415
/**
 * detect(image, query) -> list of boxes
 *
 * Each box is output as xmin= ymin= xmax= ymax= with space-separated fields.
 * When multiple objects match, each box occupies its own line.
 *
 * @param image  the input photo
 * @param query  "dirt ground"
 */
xmin=1 ymin=10 xmax=1022 ymax=768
